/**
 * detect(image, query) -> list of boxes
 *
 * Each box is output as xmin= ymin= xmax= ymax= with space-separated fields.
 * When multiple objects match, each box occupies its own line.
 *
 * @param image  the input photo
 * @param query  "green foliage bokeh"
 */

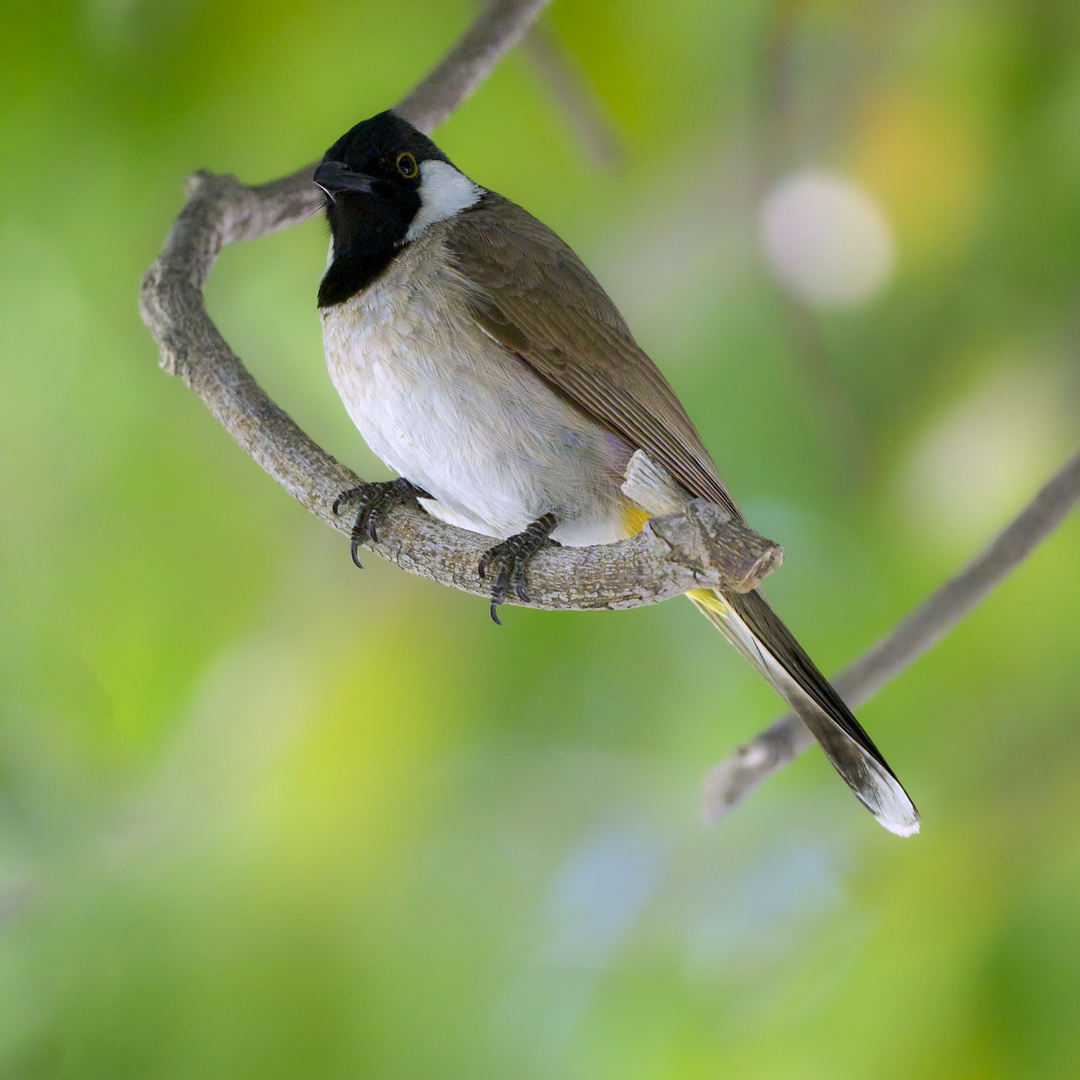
xmin=1 ymin=1 xmax=1079 ymax=1077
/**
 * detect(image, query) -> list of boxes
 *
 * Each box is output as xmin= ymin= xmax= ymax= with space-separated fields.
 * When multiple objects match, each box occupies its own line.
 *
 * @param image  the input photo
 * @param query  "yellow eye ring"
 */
xmin=396 ymin=152 xmax=418 ymax=179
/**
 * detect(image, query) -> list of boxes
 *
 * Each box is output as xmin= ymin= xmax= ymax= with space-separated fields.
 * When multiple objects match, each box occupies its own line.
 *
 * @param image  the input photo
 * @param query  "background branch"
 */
xmin=703 ymin=444 xmax=1080 ymax=823
xmin=522 ymin=20 xmax=623 ymax=168
xmin=755 ymin=0 xmax=877 ymax=485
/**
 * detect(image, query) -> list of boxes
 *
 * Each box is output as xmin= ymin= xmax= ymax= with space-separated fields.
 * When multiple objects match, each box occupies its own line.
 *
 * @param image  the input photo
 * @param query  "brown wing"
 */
xmin=445 ymin=192 xmax=742 ymax=521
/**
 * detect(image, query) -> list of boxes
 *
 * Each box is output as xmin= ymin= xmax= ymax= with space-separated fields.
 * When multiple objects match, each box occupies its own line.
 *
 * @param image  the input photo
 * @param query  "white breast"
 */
xmin=320 ymin=232 xmax=634 ymax=545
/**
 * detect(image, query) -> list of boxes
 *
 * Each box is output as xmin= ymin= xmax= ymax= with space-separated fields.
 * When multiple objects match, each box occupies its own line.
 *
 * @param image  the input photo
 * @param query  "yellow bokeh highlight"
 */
xmin=850 ymin=91 xmax=987 ymax=267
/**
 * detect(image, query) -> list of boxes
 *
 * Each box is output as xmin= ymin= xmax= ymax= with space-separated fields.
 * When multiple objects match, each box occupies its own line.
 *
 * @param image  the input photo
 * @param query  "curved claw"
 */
xmin=332 ymin=486 xmax=364 ymax=517
xmin=339 ymin=478 xmax=429 ymax=569
xmin=476 ymin=513 xmax=558 ymax=624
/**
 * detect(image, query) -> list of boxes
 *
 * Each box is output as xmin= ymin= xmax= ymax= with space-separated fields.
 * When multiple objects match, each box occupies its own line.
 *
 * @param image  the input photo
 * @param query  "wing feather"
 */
xmin=445 ymin=192 xmax=742 ymax=520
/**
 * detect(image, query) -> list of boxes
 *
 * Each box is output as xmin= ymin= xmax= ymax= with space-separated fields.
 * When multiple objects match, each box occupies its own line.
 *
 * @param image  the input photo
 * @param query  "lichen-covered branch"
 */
xmin=703 ymin=444 xmax=1080 ymax=823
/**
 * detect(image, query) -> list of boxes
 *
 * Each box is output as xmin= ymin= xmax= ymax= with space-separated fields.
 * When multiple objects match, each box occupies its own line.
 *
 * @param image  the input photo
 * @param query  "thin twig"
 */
xmin=703 ymin=445 xmax=1080 ymax=823
xmin=522 ymin=21 xmax=623 ymax=168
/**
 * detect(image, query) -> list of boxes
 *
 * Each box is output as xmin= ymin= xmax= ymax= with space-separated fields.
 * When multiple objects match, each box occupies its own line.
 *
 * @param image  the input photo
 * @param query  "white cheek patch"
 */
xmin=405 ymin=160 xmax=482 ymax=242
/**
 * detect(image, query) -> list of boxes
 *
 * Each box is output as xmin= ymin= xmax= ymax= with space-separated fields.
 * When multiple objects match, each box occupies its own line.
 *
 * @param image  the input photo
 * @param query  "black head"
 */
xmin=316 ymin=111 xmax=452 ymax=307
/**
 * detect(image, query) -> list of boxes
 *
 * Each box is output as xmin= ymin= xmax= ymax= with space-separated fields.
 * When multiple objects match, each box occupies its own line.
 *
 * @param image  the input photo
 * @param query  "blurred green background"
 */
xmin=2 ymin=1 xmax=1080 ymax=1077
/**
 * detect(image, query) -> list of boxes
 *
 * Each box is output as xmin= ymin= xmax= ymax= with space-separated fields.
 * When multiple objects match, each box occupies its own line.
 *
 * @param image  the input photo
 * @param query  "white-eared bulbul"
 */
xmin=314 ymin=111 xmax=919 ymax=837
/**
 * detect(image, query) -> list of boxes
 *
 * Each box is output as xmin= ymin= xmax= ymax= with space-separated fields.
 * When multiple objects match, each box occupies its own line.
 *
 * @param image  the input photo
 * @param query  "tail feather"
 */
xmin=688 ymin=587 xmax=920 ymax=837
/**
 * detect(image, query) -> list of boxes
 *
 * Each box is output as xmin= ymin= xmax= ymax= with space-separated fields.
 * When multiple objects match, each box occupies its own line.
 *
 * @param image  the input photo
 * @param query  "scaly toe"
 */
xmin=341 ymin=478 xmax=429 ymax=568
xmin=476 ymin=514 xmax=558 ymax=624
xmin=332 ymin=486 xmax=365 ymax=517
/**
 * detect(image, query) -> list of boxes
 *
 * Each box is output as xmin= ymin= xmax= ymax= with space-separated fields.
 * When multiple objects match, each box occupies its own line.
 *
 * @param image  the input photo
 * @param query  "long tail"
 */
xmin=688 ymin=587 xmax=920 ymax=837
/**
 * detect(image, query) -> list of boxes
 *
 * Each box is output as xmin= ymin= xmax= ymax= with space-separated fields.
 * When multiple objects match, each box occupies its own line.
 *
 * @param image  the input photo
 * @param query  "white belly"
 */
xmin=321 ymin=254 xmax=634 ymax=546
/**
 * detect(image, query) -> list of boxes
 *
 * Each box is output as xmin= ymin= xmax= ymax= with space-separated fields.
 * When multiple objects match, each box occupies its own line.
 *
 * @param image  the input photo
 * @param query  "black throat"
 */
xmin=317 ymin=189 xmax=420 ymax=308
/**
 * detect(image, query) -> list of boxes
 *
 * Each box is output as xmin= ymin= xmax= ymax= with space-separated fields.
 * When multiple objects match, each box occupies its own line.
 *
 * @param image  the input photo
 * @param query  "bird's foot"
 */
xmin=477 ymin=513 xmax=559 ymax=625
xmin=332 ymin=478 xmax=431 ymax=568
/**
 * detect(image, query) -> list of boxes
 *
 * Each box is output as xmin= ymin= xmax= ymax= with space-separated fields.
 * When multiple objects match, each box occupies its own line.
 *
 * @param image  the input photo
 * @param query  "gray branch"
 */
xmin=703 ymin=444 xmax=1080 ymax=823
xmin=138 ymin=0 xmax=783 ymax=615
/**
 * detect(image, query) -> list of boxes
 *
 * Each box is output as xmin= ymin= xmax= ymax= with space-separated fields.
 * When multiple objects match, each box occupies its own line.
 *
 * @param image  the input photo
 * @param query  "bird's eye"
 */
xmin=396 ymin=152 xmax=418 ymax=179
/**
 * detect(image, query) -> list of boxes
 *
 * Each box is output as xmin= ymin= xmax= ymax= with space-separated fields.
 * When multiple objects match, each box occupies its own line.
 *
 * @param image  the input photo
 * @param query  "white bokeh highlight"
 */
xmin=758 ymin=169 xmax=896 ymax=307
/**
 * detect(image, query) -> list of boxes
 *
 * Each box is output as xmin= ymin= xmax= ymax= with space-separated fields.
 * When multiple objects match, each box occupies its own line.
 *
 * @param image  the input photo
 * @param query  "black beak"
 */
xmin=313 ymin=160 xmax=377 ymax=198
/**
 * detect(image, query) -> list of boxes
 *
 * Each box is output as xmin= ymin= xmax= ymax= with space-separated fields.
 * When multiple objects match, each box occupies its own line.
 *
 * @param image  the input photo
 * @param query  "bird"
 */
xmin=313 ymin=110 xmax=919 ymax=837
